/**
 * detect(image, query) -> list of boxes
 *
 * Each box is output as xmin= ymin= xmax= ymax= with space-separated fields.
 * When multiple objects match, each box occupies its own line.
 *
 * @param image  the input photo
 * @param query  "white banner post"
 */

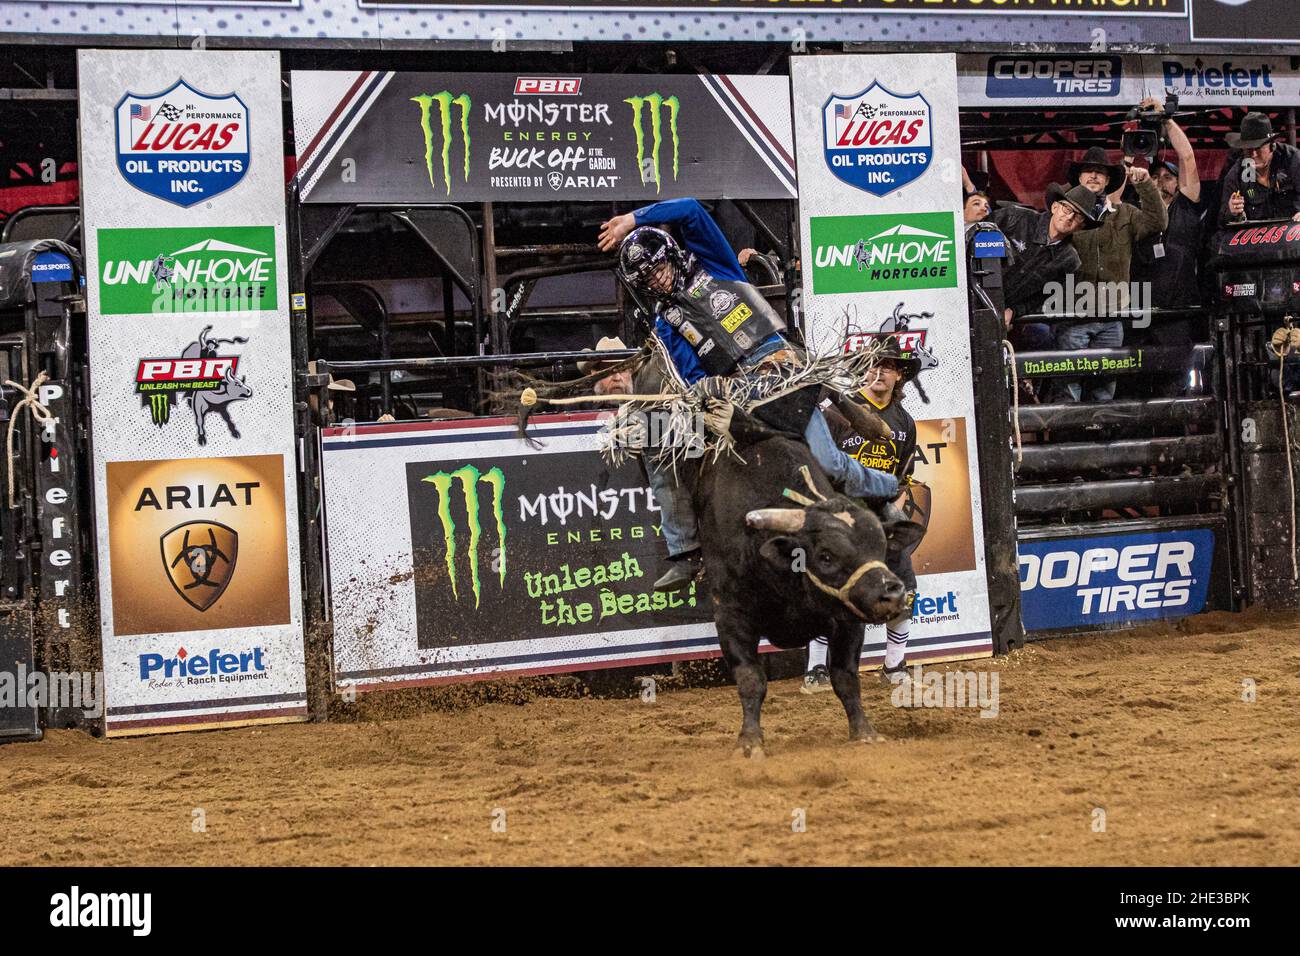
xmin=792 ymin=53 xmax=993 ymax=666
xmin=78 ymin=50 xmax=307 ymax=736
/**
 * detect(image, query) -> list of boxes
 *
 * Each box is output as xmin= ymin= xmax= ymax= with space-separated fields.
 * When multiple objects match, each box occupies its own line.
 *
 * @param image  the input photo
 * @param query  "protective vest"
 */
xmin=838 ymin=393 xmax=916 ymax=480
xmin=659 ymin=268 xmax=784 ymax=376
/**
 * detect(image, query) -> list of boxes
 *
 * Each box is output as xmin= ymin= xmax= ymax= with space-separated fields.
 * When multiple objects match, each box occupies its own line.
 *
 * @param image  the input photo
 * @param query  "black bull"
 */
xmin=691 ymin=429 xmax=923 ymax=758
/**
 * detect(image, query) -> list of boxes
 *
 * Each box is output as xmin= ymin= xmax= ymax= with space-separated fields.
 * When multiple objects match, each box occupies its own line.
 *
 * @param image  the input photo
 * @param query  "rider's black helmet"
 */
xmin=619 ymin=226 xmax=694 ymax=297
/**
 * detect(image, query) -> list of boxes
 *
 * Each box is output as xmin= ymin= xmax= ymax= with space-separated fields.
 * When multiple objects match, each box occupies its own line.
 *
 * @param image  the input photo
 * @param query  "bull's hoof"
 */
xmin=850 ymin=726 xmax=886 ymax=744
xmin=230 ymin=428 xmax=241 ymax=439
xmin=736 ymin=737 xmax=766 ymax=759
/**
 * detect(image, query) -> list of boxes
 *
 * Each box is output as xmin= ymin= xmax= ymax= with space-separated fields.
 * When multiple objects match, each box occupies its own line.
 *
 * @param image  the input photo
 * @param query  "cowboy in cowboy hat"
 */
xmin=578 ymin=335 xmax=635 ymax=395
xmin=1220 ymin=112 xmax=1300 ymax=226
xmin=991 ymin=183 xmax=1097 ymax=354
xmin=1068 ymin=146 xmax=1128 ymax=200
xmin=1056 ymin=146 xmax=1168 ymax=404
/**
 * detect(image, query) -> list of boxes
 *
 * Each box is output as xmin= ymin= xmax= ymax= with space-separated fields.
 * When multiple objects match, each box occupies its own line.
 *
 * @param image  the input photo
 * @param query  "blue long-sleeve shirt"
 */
xmin=632 ymin=198 xmax=752 ymax=385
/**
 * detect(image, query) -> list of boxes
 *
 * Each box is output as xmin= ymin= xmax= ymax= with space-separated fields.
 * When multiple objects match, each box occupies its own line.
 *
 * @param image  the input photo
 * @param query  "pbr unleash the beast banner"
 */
xmin=79 ymin=50 xmax=307 ymax=736
xmin=321 ymin=415 xmax=718 ymax=691
xmin=792 ymin=53 xmax=993 ymax=666
xmin=291 ymin=72 xmax=795 ymax=203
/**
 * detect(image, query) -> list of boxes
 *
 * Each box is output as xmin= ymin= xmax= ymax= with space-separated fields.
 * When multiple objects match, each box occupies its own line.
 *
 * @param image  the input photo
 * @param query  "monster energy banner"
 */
xmin=321 ymin=414 xmax=717 ymax=690
xmin=291 ymin=71 xmax=796 ymax=203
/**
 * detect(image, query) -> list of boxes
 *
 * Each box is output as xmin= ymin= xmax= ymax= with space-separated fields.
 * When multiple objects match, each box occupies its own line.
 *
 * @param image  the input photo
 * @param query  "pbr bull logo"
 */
xmin=822 ymin=83 xmax=933 ymax=197
xmin=135 ymin=326 xmax=252 ymax=444
xmin=422 ymin=464 xmax=507 ymax=609
xmin=842 ymin=301 xmax=940 ymax=376
xmin=115 ymin=79 xmax=250 ymax=208
xmin=161 ymin=519 xmax=238 ymax=612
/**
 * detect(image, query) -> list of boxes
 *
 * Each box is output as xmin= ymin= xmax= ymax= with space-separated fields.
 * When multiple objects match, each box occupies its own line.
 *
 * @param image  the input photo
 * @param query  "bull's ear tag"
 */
xmin=783 ymin=488 xmax=817 ymax=507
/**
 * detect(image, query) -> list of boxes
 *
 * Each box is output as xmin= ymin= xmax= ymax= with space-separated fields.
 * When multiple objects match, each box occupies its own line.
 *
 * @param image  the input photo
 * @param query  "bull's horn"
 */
xmin=745 ymin=508 xmax=807 ymax=532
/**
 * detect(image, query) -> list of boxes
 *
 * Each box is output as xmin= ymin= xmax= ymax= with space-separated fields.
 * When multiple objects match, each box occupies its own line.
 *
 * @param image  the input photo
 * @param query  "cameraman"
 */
xmin=1219 ymin=112 xmax=1300 ymax=227
xmin=1131 ymin=98 xmax=1207 ymax=351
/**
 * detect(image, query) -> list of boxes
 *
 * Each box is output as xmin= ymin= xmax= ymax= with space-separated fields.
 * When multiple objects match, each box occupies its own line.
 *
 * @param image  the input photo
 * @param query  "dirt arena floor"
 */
xmin=3 ymin=608 xmax=1297 ymax=866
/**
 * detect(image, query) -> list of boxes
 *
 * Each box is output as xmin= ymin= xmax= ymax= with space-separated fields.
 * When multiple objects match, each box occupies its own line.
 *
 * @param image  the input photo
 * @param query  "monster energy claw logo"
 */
xmin=422 ymin=464 xmax=506 ymax=608
xmin=412 ymin=91 xmax=472 ymax=196
xmin=625 ymin=93 xmax=680 ymax=194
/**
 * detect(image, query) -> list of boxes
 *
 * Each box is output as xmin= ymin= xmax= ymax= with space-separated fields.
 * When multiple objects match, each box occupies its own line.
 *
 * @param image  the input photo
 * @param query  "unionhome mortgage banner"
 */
xmin=291 ymin=72 xmax=796 ymax=203
xmin=792 ymin=53 xmax=993 ymax=666
xmin=78 ymin=50 xmax=307 ymax=736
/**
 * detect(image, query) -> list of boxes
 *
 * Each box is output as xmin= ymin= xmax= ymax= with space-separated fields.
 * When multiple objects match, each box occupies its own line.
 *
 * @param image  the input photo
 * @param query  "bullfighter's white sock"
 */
xmin=807 ymin=636 xmax=828 ymax=671
xmin=884 ymin=615 xmax=911 ymax=670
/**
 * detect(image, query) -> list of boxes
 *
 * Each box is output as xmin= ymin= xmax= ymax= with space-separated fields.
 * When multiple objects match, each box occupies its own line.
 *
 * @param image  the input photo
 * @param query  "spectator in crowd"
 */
xmin=578 ymin=335 xmax=633 ymax=396
xmin=964 ymin=190 xmax=991 ymax=226
xmin=1219 ymin=112 xmax=1300 ymax=226
xmin=992 ymin=183 xmax=1098 ymax=353
xmin=1057 ymin=147 xmax=1168 ymax=403
xmin=1131 ymin=100 xmax=1208 ymax=361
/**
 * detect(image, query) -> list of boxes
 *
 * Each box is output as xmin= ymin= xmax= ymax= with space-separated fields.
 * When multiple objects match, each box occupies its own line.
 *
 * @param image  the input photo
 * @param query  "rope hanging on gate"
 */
xmin=3 ymin=370 xmax=51 ymax=509
xmin=1269 ymin=323 xmax=1300 ymax=580
xmin=1002 ymin=338 xmax=1023 ymax=467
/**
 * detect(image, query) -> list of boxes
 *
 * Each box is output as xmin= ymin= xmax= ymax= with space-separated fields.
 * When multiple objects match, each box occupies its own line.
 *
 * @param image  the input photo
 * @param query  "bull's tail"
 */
xmin=489 ymin=347 xmax=655 ymax=445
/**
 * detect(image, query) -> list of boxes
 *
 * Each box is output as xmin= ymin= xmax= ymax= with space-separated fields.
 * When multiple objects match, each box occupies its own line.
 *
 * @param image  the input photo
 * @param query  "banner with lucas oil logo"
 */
xmin=79 ymin=50 xmax=305 ymax=737
xmin=793 ymin=54 xmax=992 ymax=666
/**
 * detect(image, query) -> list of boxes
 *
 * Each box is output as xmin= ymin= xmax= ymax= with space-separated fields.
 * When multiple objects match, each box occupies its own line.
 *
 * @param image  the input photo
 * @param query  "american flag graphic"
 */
xmin=129 ymin=103 xmax=150 ymax=122
xmin=834 ymin=103 xmax=851 ymax=119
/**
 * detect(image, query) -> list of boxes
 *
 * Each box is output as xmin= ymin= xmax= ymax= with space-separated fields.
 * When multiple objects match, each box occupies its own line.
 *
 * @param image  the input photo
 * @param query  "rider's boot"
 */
xmin=653 ymin=549 xmax=702 ymax=592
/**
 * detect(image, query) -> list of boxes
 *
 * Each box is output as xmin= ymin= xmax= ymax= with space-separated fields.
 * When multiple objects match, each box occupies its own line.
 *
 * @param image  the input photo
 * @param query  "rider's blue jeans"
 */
xmin=803 ymin=407 xmax=899 ymax=500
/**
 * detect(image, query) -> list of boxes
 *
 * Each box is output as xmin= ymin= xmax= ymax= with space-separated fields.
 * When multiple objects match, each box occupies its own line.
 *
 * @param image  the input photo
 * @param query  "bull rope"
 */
xmin=1269 ymin=324 xmax=1300 ymax=580
xmin=3 ymin=370 xmax=52 ymax=509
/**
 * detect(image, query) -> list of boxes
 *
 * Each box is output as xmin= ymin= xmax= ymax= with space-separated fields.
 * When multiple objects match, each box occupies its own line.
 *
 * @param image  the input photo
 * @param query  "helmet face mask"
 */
xmin=620 ymin=226 xmax=692 ymax=298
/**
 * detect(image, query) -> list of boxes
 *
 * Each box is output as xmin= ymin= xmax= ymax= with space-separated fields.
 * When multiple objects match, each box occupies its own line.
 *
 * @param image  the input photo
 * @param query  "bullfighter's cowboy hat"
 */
xmin=1067 ymin=146 xmax=1127 ymax=195
xmin=1045 ymin=182 xmax=1104 ymax=229
xmin=873 ymin=334 xmax=923 ymax=382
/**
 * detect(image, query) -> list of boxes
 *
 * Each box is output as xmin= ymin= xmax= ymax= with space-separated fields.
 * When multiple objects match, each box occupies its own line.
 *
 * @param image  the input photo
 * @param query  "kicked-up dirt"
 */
xmin=2 ymin=607 xmax=1297 ymax=866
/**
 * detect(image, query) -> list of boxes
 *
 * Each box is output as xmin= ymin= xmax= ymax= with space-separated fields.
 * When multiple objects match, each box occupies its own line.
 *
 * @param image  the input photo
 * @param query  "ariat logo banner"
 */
xmin=161 ymin=520 xmax=238 ymax=611
xmin=106 ymin=455 xmax=290 ymax=636
xmin=421 ymin=464 xmax=507 ymax=608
